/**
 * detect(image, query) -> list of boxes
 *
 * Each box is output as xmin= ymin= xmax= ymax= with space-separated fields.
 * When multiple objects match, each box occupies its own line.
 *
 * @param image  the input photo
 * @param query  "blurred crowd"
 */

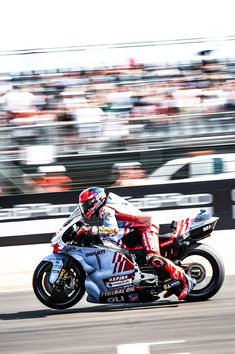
xmin=0 ymin=50 xmax=234 ymax=194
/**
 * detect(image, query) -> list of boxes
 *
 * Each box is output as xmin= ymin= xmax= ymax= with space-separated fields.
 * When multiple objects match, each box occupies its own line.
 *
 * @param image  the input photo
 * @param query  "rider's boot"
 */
xmin=163 ymin=256 xmax=196 ymax=299
xmin=147 ymin=254 xmax=196 ymax=300
xmin=141 ymin=228 xmax=196 ymax=300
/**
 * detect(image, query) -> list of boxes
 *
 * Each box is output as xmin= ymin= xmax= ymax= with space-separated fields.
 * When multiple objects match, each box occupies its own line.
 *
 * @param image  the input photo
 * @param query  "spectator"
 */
xmin=3 ymin=84 xmax=38 ymax=147
xmin=71 ymin=97 xmax=104 ymax=153
xmin=107 ymin=84 xmax=134 ymax=113
xmin=3 ymin=84 xmax=37 ymax=121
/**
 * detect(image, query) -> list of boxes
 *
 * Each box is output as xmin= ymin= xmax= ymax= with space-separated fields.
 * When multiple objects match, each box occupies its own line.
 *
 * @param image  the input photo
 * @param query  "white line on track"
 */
xmin=117 ymin=343 xmax=149 ymax=354
xmin=117 ymin=340 xmax=186 ymax=354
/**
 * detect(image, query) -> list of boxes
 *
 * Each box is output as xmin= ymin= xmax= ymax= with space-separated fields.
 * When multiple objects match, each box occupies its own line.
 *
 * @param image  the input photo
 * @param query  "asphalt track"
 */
xmin=0 ymin=275 xmax=235 ymax=354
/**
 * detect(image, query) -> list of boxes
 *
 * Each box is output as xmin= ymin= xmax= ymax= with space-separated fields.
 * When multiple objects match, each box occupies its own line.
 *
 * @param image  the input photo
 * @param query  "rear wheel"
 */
xmin=33 ymin=260 xmax=86 ymax=309
xmin=179 ymin=243 xmax=225 ymax=301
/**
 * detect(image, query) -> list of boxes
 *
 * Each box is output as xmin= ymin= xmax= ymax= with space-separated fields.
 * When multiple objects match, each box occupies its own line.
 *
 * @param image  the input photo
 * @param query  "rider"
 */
xmin=77 ymin=186 xmax=196 ymax=300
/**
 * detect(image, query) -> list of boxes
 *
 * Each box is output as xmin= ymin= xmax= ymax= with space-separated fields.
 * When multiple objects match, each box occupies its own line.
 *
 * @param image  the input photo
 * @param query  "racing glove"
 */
xmin=76 ymin=225 xmax=99 ymax=238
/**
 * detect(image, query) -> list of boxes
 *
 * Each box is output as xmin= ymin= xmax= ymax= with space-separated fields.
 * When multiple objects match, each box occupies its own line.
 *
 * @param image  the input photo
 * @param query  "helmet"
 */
xmin=79 ymin=187 xmax=106 ymax=219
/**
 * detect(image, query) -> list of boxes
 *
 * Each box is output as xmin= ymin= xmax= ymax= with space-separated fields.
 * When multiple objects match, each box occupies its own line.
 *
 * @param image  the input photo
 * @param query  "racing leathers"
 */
xmin=77 ymin=192 xmax=196 ymax=300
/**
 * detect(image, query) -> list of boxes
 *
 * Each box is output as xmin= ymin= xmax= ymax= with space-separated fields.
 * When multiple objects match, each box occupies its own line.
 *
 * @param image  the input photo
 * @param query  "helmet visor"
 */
xmin=80 ymin=199 xmax=96 ymax=218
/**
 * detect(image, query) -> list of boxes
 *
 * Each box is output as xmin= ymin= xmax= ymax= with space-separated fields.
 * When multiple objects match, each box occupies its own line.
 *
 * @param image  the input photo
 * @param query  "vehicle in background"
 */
xmin=146 ymin=153 xmax=235 ymax=184
xmin=112 ymin=162 xmax=147 ymax=186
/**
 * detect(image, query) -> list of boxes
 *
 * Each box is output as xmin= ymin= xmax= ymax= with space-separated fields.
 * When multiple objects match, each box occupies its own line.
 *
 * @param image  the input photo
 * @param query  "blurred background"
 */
xmin=0 ymin=0 xmax=234 ymax=195
xmin=1 ymin=3 xmax=235 ymax=354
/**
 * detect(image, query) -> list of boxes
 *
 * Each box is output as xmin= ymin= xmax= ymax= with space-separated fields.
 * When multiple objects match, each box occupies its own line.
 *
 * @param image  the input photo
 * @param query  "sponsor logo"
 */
xmin=203 ymin=224 xmax=212 ymax=232
xmin=0 ymin=192 xmax=213 ymax=222
xmin=107 ymin=296 xmax=125 ymax=303
xmin=100 ymin=208 xmax=113 ymax=222
xmin=0 ymin=203 xmax=77 ymax=221
xmin=86 ymin=250 xmax=105 ymax=257
xmin=142 ymin=234 xmax=158 ymax=251
xmin=164 ymin=280 xmax=181 ymax=290
xmin=103 ymin=286 xmax=135 ymax=296
xmin=125 ymin=193 xmax=213 ymax=209
xmin=64 ymin=246 xmax=82 ymax=253
xmin=0 ymin=193 xmax=213 ymax=222
xmin=160 ymin=239 xmax=174 ymax=248
xmin=128 ymin=293 xmax=139 ymax=302
xmin=106 ymin=278 xmax=133 ymax=289
xmin=107 ymin=275 xmax=130 ymax=282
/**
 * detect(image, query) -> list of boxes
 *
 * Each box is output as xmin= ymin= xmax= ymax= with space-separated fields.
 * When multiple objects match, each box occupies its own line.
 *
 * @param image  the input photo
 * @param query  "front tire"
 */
xmin=179 ymin=243 xmax=225 ymax=301
xmin=33 ymin=260 xmax=86 ymax=310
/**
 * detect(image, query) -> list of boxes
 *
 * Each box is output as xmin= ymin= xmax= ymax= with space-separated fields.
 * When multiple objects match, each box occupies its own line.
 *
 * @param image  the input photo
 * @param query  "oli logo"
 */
xmin=107 ymin=296 xmax=125 ymax=303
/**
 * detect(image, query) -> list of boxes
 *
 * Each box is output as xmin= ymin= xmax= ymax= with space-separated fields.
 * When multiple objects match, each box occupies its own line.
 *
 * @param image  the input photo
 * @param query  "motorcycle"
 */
xmin=33 ymin=207 xmax=225 ymax=309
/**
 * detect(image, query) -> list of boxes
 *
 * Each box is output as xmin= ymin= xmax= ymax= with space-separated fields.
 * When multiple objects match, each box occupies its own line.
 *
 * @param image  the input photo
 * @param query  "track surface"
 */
xmin=1 ymin=275 xmax=234 ymax=354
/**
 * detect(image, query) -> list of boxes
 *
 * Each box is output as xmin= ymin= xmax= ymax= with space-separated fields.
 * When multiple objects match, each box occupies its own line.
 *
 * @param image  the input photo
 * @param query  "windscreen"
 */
xmin=62 ymin=206 xmax=82 ymax=227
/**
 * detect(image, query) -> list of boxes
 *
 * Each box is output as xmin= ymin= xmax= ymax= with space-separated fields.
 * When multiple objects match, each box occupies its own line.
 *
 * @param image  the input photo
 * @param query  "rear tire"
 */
xmin=179 ymin=243 xmax=225 ymax=301
xmin=33 ymin=260 xmax=86 ymax=310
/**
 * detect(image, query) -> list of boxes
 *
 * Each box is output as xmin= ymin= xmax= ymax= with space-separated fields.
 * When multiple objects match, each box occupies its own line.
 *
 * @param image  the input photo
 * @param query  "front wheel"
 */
xmin=33 ymin=259 xmax=86 ymax=310
xmin=179 ymin=243 xmax=225 ymax=302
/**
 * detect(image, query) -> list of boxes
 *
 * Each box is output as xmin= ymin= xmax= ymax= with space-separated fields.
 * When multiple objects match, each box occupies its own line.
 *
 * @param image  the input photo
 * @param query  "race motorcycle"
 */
xmin=33 ymin=208 xmax=225 ymax=309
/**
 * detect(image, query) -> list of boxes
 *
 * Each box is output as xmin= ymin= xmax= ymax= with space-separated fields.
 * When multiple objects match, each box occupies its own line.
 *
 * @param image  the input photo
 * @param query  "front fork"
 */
xmin=45 ymin=253 xmax=70 ymax=285
xmin=54 ymin=256 xmax=74 ymax=286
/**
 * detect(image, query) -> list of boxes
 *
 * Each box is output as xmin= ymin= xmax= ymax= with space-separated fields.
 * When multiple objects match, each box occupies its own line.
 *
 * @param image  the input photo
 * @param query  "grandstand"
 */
xmin=0 ymin=38 xmax=234 ymax=194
